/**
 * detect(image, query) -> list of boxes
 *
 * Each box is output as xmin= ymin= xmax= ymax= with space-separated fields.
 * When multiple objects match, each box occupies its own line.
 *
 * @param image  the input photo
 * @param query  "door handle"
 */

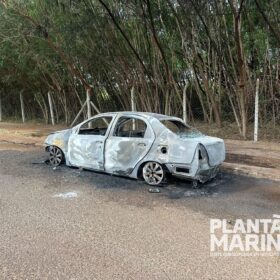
xmin=97 ymin=141 xmax=103 ymax=144
xmin=138 ymin=143 xmax=146 ymax=147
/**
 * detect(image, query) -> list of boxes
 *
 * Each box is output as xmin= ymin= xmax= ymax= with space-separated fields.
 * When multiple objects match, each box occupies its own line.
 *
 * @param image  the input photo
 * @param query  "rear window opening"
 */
xmin=160 ymin=119 xmax=203 ymax=138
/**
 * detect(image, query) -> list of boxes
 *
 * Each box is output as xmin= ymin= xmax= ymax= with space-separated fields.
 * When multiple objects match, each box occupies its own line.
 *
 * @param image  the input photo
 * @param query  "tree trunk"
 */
xmin=230 ymin=0 xmax=247 ymax=138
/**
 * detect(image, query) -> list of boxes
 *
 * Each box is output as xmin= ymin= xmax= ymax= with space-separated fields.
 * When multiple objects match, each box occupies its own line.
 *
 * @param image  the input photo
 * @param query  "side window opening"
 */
xmin=78 ymin=117 xmax=112 ymax=136
xmin=114 ymin=117 xmax=147 ymax=138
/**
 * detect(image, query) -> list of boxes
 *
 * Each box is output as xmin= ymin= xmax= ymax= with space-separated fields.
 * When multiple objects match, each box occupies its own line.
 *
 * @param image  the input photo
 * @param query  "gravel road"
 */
xmin=0 ymin=144 xmax=280 ymax=279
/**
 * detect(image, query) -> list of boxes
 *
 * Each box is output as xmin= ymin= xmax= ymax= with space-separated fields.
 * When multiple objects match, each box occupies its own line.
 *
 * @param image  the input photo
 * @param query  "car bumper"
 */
xmin=165 ymin=163 xmax=220 ymax=183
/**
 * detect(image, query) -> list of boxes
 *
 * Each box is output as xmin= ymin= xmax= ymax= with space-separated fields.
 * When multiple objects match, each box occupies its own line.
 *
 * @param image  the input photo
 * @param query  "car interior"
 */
xmin=114 ymin=117 xmax=147 ymax=138
xmin=78 ymin=117 xmax=112 ymax=136
xmin=78 ymin=116 xmax=147 ymax=138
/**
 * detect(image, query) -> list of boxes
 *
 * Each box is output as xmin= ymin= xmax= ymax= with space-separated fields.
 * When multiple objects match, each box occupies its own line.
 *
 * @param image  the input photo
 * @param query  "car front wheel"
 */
xmin=48 ymin=146 xmax=64 ymax=167
xmin=142 ymin=162 xmax=165 ymax=186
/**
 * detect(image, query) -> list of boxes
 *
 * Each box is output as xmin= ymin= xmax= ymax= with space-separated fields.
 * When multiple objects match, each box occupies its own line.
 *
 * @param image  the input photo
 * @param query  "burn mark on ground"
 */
xmin=1 ymin=148 xmax=280 ymax=221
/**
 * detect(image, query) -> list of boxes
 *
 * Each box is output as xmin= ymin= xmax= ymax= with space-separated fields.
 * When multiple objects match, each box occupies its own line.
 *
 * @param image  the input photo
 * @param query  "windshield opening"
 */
xmin=160 ymin=119 xmax=203 ymax=138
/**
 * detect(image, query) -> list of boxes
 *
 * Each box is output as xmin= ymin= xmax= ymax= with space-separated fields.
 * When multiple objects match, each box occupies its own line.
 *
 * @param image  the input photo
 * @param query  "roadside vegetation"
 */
xmin=0 ymin=0 xmax=279 ymax=140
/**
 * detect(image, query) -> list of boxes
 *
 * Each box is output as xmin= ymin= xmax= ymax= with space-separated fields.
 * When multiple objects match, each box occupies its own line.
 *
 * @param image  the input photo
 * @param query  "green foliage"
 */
xmin=0 ymin=0 xmax=279 ymax=127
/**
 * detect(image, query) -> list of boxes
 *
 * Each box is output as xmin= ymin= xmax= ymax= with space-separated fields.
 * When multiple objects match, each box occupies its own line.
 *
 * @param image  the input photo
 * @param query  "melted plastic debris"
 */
xmin=148 ymin=188 xmax=161 ymax=193
xmin=53 ymin=191 xmax=78 ymax=199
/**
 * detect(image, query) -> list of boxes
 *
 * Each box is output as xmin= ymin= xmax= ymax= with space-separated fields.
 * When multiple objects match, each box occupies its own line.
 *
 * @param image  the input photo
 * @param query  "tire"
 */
xmin=48 ymin=146 xmax=64 ymax=167
xmin=142 ymin=161 xmax=166 ymax=186
xmin=192 ymin=180 xmax=199 ymax=189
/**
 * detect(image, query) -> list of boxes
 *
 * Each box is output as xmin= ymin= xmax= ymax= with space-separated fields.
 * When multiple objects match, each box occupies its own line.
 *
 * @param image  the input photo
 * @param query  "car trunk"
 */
xmin=197 ymin=137 xmax=225 ymax=166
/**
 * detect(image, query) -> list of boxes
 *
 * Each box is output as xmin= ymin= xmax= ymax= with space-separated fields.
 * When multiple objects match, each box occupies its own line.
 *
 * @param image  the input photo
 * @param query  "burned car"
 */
xmin=44 ymin=112 xmax=225 ymax=186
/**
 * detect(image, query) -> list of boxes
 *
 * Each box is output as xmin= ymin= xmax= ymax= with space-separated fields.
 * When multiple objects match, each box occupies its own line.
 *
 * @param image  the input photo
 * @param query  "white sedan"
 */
xmin=44 ymin=112 xmax=225 ymax=186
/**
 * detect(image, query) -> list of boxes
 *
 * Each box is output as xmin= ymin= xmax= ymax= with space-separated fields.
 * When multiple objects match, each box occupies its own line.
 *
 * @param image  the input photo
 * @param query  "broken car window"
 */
xmin=161 ymin=119 xmax=203 ymax=138
xmin=114 ymin=117 xmax=147 ymax=138
xmin=79 ymin=117 xmax=112 ymax=136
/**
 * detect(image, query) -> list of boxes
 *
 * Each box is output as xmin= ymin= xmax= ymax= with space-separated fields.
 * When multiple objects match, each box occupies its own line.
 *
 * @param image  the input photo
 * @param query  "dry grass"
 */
xmin=194 ymin=121 xmax=280 ymax=143
xmin=0 ymin=122 xmax=66 ymax=146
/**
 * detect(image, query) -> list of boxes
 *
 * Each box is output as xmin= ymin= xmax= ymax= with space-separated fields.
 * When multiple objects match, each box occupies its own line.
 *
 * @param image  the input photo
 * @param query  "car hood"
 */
xmin=44 ymin=128 xmax=72 ymax=151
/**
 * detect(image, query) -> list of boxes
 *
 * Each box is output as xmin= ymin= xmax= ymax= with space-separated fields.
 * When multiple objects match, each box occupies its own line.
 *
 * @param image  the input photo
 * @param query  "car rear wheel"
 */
xmin=142 ymin=162 xmax=165 ymax=185
xmin=48 ymin=146 xmax=64 ymax=167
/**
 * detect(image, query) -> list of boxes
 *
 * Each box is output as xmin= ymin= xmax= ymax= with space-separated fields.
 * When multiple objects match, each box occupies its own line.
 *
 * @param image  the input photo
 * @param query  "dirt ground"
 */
xmin=0 ymin=121 xmax=280 ymax=279
xmin=0 ymin=122 xmax=64 ymax=146
xmin=0 ymin=144 xmax=280 ymax=279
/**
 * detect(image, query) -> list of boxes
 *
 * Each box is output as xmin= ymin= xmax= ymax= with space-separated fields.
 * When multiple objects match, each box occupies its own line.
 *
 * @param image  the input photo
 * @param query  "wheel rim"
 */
xmin=49 ymin=146 xmax=63 ymax=166
xmin=143 ymin=162 xmax=164 ymax=185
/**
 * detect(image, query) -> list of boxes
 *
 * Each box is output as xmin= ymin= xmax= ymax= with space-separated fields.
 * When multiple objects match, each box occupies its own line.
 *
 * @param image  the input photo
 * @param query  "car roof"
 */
xmin=102 ymin=111 xmax=179 ymax=121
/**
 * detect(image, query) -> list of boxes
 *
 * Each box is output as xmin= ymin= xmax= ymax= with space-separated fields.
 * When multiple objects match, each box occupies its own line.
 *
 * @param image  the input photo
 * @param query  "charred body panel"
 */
xmin=44 ymin=129 xmax=72 ymax=164
xmin=44 ymin=112 xmax=225 ymax=185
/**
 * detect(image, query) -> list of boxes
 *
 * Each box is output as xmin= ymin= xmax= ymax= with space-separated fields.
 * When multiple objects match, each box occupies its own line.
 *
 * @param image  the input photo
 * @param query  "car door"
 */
xmin=68 ymin=116 xmax=113 ymax=170
xmin=104 ymin=115 xmax=155 ymax=175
